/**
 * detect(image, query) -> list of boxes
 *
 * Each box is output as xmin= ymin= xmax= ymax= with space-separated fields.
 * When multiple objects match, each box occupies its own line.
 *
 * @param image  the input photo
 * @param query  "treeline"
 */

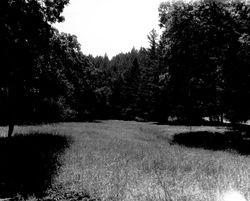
xmin=1 ymin=0 xmax=250 ymax=128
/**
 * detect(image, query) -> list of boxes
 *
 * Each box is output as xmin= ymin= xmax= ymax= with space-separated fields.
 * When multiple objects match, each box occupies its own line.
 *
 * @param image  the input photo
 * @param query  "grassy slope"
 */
xmin=6 ymin=121 xmax=250 ymax=201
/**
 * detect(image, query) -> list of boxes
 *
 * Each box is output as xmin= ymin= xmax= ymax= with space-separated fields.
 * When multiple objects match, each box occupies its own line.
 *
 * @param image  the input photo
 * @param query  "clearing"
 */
xmin=1 ymin=120 xmax=250 ymax=201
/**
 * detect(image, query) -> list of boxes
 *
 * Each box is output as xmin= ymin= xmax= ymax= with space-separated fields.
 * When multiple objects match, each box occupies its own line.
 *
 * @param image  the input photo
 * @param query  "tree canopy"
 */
xmin=2 ymin=0 xmax=250 ymax=133
xmin=0 ymin=0 xmax=69 ymax=136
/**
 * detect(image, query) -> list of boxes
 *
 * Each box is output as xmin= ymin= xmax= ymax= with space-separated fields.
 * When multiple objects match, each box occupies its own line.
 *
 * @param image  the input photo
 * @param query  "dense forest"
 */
xmin=1 ymin=0 xmax=250 ymax=135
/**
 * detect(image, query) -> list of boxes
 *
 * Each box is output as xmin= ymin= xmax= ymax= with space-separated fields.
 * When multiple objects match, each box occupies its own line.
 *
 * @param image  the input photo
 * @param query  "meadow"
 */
xmin=1 ymin=120 xmax=250 ymax=201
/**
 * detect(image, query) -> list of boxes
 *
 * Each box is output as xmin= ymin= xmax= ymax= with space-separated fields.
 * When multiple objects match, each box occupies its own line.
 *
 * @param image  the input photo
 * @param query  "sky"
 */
xmin=54 ymin=0 xmax=164 ymax=58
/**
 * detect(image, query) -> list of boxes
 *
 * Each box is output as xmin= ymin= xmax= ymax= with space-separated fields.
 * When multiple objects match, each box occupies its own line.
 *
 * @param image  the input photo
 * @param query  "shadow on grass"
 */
xmin=0 ymin=133 xmax=72 ymax=198
xmin=171 ymin=130 xmax=250 ymax=155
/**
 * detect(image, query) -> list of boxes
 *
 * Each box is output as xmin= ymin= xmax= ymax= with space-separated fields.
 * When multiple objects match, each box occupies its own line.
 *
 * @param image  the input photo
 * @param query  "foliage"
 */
xmin=158 ymin=0 xmax=250 ymax=123
xmin=2 ymin=0 xmax=250 ymax=125
xmin=0 ymin=0 xmax=69 ymax=134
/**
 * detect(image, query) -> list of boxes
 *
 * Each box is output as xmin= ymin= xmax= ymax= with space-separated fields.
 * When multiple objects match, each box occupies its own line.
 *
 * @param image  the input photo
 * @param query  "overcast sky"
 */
xmin=54 ymin=0 xmax=163 ymax=58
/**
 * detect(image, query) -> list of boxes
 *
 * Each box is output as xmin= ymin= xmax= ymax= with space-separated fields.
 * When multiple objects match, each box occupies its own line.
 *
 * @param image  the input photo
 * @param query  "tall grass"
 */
xmin=2 ymin=121 xmax=250 ymax=201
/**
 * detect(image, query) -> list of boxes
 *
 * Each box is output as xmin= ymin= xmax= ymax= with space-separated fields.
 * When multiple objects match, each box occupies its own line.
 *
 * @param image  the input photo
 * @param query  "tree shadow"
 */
xmin=171 ymin=130 xmax=250 ymax=155
xmin=0 ymin=133 xmax=72 ymax=198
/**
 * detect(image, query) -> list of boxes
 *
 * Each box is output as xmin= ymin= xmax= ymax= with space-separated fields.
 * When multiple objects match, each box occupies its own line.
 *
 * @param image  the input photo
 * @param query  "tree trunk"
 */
xmin=7 ymin=79 xmax=15 ymax=138
xmin=8 ymin=122 xmax=14 ymax=138
xmin=220 ymin=113 xmax=224 ymax=124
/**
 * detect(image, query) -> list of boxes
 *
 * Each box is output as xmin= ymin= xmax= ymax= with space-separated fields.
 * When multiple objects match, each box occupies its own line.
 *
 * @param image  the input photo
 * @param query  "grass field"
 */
xmin=2 ymin=120 xmax=250 ymax=201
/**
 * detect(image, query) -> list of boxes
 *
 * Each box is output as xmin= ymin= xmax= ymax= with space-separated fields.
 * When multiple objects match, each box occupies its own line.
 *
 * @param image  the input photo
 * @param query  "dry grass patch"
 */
xmin=0 ymin=121 xmax=249 ymax=201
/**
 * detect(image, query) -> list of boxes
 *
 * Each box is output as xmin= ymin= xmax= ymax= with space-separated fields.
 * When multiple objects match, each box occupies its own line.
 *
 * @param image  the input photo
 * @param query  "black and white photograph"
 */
xmin=0 ymin=0 xmax=250 ymax=200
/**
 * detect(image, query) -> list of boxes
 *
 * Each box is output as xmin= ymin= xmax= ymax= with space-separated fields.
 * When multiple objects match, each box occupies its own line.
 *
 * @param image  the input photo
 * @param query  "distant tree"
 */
xmin=0 ymin=0 xmax=69 ymax=137
xmin=105 ymin=49 xmax=139 ymax=119
xmin=136 ymin=44 xmax=160 ymax=120
xmin=121 ymin=57 xmax=141 ymax=118
xmin=147 ymin=29 xmax=158 ymax=60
